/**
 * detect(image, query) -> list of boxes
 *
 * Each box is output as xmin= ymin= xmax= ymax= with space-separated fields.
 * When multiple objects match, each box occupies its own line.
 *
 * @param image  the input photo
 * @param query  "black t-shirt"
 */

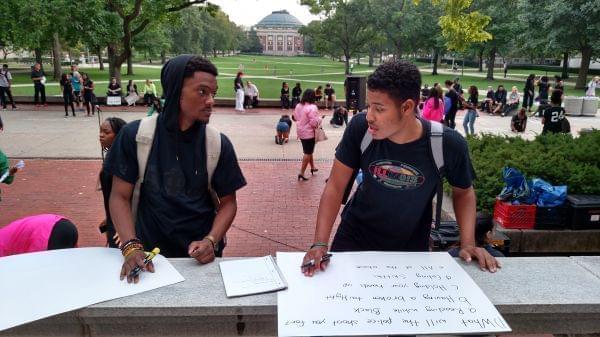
xmin=60 ymin=78 xmax=73 ymax=95
xmin=486 ymin=90 xmax=494 ymax=100
xmin=334 ymin=113 xmax=475 ymax=251
xmin=511 ymin=114 xmax=527 ymax=132
xmin=83 ymin=80 xmax=94 ymax=93
xmin=103 ymin=120 xmax=247 ymax=256
xmin=31 ymin=69 xmax=45 ymax=84
xmin=542 ymin=106 xmax=565 ymax=134
xmin=324 ymin=87 xmax=335 ymax=98
xmin=281 ymin=87 xmax=289 ymax=97
xmin=494 ymin=90 xmax=506 ymax=104
xmin=445 ymin=89 xmax=458 ymax=113
xmin=538 ymin=82 xmax=549 ymax=100
xmin=292 ymin=87 xmax=302 ymax=98
xmin=234 ymin=77 xmax=243 ymax=91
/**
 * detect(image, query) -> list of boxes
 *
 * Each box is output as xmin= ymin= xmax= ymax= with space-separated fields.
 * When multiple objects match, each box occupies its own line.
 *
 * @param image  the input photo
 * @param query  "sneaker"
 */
xmin=43 ymin=103 xmax=48 ymax=107
xmin=64 ymin=115 xmax=68 ymax=118
xmin=12 ymin=106 xmax=17 ymax=110
xmin=2 ymin=107 xmax=6 ymax=111
xmin=35 ymin=104 xmax=41 ymax=107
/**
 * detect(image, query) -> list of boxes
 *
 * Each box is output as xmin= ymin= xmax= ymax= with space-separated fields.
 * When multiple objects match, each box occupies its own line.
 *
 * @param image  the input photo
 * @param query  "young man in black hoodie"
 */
xmin=105 ymin=55 xmax=247 ymax=283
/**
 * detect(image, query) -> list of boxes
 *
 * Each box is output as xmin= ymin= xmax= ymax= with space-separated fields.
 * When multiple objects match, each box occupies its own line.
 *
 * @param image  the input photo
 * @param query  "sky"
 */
xmin=208 ymin=0 xmax=322 ymax=27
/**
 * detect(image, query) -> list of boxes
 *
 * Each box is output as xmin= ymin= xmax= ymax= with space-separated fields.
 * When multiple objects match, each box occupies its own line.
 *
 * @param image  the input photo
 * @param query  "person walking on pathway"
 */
xmin=293 ymin=88 xmax=321 ymax=181
xmin=60 ymin=73 xmax=76 ymax=117
xmin=234 ymin=72 xmax=245 ymax=112
xmin=82 ymin=73 xmax=96 ymax=117
xmin=70 ymin=64 xmax=84 ymax=112
xmin=0 ymin=64 xmax=17 ymax=110
xmin=463 ymin=85 xmax=478 ymax=135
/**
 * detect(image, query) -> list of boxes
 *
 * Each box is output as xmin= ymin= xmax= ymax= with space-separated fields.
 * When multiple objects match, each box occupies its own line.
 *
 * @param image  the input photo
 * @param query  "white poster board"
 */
xmin=106 ymin=96 xmax=122 ymax=105
xmin=0 ymin=247 xmax=184 ymax=332
xmin=277 ymin=252 xmax=510 ymax=336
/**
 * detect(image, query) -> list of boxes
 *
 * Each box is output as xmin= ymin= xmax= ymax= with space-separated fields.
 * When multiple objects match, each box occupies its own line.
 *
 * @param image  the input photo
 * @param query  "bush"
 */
xmin=461 ymin=131 xmax=600 ymax=213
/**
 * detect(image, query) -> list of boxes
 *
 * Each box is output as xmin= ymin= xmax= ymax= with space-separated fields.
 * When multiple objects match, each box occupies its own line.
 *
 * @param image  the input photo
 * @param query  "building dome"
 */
xmin=256 ymin=10 xmax=303 ymax=29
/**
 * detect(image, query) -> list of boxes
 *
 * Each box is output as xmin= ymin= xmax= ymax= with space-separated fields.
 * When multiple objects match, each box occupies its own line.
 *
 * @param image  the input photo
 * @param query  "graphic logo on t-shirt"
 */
xmin=368 ymin=160 xmax=425 ymax=190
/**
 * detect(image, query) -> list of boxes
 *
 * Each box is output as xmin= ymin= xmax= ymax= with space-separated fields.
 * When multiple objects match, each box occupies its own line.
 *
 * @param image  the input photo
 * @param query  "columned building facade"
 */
xmin=255 ymin=10 xmax=304 ymax=56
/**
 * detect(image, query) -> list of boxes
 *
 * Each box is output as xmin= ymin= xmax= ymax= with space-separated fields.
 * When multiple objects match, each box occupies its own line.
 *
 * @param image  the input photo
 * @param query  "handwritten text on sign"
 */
xmin=276 ymin=252 xmax=510 ymax=336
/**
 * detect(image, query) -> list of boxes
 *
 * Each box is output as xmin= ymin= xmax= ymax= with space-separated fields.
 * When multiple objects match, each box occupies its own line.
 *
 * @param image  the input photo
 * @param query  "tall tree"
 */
xmin=105 ymin=0 xmax=207 ymax=80
xmin=301 ymin=0 xmax=371 ymax=74
xmin=543 ymin=0 xmax=600 ymax=89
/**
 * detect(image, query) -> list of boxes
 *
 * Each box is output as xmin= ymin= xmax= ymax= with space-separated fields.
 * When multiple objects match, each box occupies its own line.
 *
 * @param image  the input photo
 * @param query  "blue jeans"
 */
xmin=463 ymin=109 xmax=477 ymax=135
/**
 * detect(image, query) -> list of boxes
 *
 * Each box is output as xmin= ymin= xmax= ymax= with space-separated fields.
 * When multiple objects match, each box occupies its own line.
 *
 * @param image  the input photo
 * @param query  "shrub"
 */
xmin=460 ymin=131 xmax=600 ymax=213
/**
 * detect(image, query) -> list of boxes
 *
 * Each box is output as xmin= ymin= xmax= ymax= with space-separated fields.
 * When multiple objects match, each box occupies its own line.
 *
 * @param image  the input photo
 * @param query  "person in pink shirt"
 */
xmin=421 ymin=86 xmax=444 ymax=122
xmin=293 ymin=88 xmax=322 ymax=181
xmin=0 ymin=214 xmax=78 ymax=257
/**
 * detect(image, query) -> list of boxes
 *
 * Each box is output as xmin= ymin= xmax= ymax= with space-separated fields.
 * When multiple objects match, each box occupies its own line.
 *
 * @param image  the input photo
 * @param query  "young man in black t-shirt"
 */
xmin=444 ymin=80 xmax=458 ymax=129
xmin=302 ymin=61 xmax=499 ymax=277
xmin=105 ymin=56 xmax=246 ymax=283
xmin=542 ymin=89 xmax=568 ymax=134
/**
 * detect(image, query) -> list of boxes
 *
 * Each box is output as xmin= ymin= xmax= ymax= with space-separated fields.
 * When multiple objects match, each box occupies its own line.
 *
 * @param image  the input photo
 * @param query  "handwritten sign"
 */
xmin=276 ymin=252 xmax=510 ymax=336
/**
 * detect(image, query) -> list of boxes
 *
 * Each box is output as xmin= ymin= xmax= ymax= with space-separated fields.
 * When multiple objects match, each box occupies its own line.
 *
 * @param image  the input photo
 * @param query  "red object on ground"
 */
xmin=493 ymin=200 xmax=536 ymax=229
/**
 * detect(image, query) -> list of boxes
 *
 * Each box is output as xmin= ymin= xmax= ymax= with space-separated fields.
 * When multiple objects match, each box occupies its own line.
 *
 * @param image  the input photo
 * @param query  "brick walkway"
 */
xmin=0 ymin=159 xmax=337 ymax=256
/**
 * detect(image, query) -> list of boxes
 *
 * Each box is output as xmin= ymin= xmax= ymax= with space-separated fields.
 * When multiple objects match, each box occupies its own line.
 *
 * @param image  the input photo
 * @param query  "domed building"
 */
xmin=255 ymin=10 xmax=304 ymax=56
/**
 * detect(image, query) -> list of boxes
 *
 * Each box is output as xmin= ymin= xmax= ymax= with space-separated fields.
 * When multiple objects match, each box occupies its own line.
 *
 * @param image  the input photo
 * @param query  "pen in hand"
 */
xmin=129 ymin=247 xmax=160 ymax=278
xmin=301 ymin=253 xmax=332 ymax=269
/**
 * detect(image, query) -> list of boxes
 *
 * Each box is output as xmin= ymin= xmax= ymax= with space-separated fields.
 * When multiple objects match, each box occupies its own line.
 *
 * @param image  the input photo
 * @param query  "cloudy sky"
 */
xmin=208 ymin=0 xmax=322 ymax=27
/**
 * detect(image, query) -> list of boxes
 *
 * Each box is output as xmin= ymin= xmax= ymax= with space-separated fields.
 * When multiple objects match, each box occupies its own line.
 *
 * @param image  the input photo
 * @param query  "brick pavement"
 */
xmin=0 ymin=159 xmax=337 ymax=256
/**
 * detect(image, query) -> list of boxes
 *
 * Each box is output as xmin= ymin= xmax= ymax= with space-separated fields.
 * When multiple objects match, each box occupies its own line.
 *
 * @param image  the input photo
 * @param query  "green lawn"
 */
xmin=7 ymin=54 xmax=592 ymax=98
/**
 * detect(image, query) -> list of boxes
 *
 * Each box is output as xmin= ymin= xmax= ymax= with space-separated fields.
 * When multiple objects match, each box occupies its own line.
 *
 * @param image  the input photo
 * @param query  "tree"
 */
xmin=301 ymin=0 xmax=371 ymax=74
xmin=542 ymin=0 xmax=600 ymax=89
xmin=105 ymin=0 xmax=208 ymax=80
xmin=470 ymin=0 xmax=518 ymax=80
xmin=240 ymin=28 xmax=263 ymax=54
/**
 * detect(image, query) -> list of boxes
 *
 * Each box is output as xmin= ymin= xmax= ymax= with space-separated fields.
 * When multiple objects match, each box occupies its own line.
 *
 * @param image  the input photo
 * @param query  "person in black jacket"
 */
xmin=522 ymin=74 xmax=535 ymax=113
xmin=291 ymin=83 xmax=302 ymax=108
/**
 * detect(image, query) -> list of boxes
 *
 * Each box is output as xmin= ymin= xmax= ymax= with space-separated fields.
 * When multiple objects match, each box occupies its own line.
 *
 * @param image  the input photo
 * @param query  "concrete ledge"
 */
xmin=498 ymin=227 xmax=600 ymax=255
xmin=3 ymin=257 xmax=600 ymax=336
xmin=12 ymin=96 xmax=347 ymax=109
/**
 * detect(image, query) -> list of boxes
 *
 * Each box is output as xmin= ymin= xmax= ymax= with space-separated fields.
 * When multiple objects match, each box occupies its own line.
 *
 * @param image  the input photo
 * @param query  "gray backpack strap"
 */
xmin=430 ymin=121 xmax=445 ymax=172
xmin=429 ymin=121 xmax=445 ymax=230
xmin=205 ymin=124 xmax=222 ymax=208
xmin=360 ymin=130 xmax=373 ymax=154
xmin=132 ymin=114 xmax=159 ymax=222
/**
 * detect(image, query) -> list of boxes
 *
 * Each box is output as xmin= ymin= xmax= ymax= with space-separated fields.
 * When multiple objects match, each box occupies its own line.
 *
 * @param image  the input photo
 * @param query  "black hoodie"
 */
xmin=104 ymin=55 xmax=246 ymax=257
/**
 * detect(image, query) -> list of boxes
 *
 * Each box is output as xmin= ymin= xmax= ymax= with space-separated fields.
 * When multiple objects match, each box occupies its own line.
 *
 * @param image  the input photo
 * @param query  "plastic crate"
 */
xmin=566 ymin=195 xmax=600 ymax=230
xmin=493 ymin=200 xmax=536 ymax=229
xmin=535 ymin=206 xmax=567 ymax=230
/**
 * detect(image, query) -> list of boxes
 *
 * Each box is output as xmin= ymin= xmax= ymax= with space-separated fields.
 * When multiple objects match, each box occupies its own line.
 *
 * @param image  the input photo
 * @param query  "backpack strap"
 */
xmin=427 ymin=120 xmax=446 ymax=230
xmin=205 ymin=124 xmax=222 ymax=208
xmin=132 ymin=114 xmax=159 ymax=222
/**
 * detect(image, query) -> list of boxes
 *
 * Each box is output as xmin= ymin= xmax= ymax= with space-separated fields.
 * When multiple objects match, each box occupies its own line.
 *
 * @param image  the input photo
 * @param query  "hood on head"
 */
xmin=160 ymin=55 xmax=195 ymax=132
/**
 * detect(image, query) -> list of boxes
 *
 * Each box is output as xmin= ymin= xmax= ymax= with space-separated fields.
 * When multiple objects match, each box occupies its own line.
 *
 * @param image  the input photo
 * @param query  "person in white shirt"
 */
xmin=0 ymin=64 xmax=17 ymax=110
xmin=244 ymin=81 xmax=259 ymax=108
xmin=586 ymin=76 xmax=600 ymax=97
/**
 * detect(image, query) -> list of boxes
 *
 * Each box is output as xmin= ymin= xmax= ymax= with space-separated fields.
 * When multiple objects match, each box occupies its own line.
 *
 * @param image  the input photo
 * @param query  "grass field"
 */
xmin=6 ymin=55 xmax=593 ymax=99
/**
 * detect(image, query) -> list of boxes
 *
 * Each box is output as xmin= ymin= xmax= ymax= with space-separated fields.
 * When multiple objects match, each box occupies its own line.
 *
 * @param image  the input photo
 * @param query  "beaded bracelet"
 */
xmin=120 ymin=238 xmax=141 ymax=250
xmin=310 ymin=242 xmax=328 ymax=250
xmin=123 ymin=246 xmax=143 ymax=258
